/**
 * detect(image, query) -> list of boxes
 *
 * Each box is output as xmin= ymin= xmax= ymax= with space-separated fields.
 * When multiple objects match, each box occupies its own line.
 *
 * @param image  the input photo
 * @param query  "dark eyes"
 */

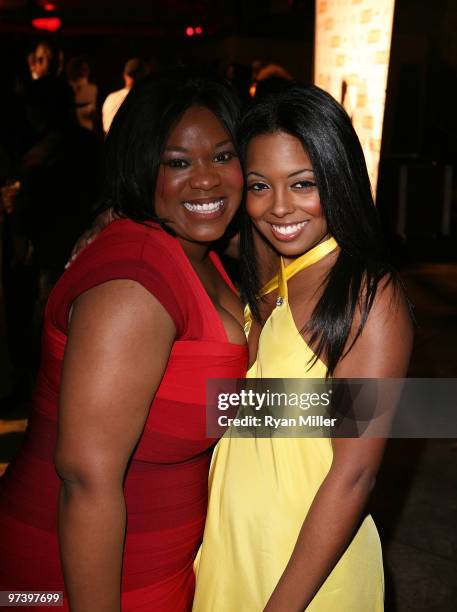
xmin=248 ymin=182 xmax=268 ymax=192
xmin=247 ymin=180 xmax=316 ymax=191
xmin=165 ymin=159 xmax=189 ymax=169
xmin=162 ymin=150 xmax=237 ymax=169
xmin=292 ymin=180 xmax=316 ymax=189
xmin=214 ymin=151 xmax=236 ymax=163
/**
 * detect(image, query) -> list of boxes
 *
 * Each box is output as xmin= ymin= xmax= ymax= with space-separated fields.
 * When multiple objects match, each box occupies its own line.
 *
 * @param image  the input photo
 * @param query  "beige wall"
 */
xmin=314 ymin=0 xmax=396 ymax=193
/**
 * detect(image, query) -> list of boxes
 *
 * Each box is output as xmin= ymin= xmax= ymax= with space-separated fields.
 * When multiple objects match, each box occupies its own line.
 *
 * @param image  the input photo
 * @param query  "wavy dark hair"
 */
xmin=239 ymin=83 xmax=395 ymax=375
xmin=97 ymin=69 xmax=241 ymax=225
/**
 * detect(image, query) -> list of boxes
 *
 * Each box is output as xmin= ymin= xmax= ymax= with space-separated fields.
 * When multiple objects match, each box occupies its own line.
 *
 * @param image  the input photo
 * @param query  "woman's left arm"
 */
xmin=264 ymin=280 xmax=413 ymax=611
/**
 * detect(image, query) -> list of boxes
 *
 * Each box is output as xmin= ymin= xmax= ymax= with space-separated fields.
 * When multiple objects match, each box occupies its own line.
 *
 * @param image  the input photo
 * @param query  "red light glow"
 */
xmin=186 ymin=26 xmax=194 ymax=36
xmin=195 ymin=26 xmax=203 ymax=34
xmin=32 ymin=17 xmax=61 ymax=31
xmin=43 ymin=2 xmax=57 ymax=10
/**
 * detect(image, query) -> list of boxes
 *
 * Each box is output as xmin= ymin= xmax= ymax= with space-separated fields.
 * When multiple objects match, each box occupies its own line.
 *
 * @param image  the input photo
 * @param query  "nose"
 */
xmin=189 ymin=162 xmax=221 ymax=191
xmin=270 ymin=186 xmax=294 ymax=218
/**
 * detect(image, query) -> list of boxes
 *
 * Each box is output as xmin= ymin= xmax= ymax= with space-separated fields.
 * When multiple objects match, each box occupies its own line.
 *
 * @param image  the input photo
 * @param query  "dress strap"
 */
xmin=261 ymin=236 xmax=338 ymax=296
xmin=278 ymin=257 xmax=288 ymax=302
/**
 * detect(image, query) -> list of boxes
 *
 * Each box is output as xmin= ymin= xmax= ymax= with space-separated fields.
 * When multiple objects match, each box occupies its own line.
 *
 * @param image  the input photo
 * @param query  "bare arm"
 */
xmin=264 ymin=280 xmax=413 ymax=611
xmin=55 ymin=280 xmax=175 ymax=611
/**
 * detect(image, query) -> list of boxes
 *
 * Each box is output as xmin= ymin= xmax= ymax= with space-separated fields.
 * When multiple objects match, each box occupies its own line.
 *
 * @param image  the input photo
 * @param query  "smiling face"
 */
xmin=155 ymin=106 xmax=243 ymax=252
xmin=246 ymin=130 xmax=329 ymax=265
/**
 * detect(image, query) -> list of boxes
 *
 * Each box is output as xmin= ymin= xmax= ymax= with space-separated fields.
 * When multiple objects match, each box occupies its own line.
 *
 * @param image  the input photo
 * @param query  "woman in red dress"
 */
xmin=0 ymin=71 xmax=247 ymax=611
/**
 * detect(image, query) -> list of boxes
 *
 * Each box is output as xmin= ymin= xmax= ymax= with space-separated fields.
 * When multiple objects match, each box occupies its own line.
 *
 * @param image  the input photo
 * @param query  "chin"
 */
xmin=269 ymin=240 xmax=307 ymax=256
xmin=188 ymin=225 xmax=227 ymax=244
xmin=269 ymin=233 xmax=329 ymax=258
xmin=276 ymin=247 xmax=304 ymax=258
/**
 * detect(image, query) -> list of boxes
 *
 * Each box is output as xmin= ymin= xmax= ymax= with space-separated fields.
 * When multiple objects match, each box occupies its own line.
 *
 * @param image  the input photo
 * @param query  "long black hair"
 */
xmin=97 ymin=69 xmax=241 ymax=224
xmin=239 ymin=83 xmax=394 ymax=375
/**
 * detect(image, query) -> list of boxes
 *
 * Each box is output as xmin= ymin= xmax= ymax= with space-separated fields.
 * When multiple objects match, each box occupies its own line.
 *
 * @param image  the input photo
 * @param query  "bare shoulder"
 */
xmin=66 ymin=279 xmax=176 ymax=368
xmin=335 ymin=273 xmax=413 ymax=378
xmin=75 ymin=277 xmax=159 ymax=305
xmin=366 ymin=273 xmax=413 ymax=337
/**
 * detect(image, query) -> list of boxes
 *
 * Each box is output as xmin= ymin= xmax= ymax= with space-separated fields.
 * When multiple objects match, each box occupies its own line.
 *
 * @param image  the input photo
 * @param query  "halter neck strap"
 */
xmin=261 ymin=236 xmax=339 ymax=297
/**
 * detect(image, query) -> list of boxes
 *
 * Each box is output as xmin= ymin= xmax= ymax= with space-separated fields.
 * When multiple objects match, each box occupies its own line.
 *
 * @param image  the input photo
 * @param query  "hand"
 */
xmin=66 ymin=208 xmax=116 ymax=268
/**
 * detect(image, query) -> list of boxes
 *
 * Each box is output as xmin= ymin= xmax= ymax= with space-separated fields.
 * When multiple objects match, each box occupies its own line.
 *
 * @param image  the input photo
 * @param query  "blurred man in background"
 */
xmin=101 ymin=57 xmax=148 ymax=134
xmin=66 ymin=56 xmax=98 ymax=132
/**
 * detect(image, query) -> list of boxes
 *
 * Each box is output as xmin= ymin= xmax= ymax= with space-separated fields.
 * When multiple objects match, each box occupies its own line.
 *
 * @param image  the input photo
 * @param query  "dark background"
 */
xmin=0 ymin=1 xmax=456 ymax=611
xmin=1 ymin=0 xmax=457 ymax=253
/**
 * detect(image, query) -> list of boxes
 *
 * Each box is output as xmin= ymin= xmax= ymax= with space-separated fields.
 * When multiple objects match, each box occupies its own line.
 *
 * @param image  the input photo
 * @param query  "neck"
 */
xmin=177 ymin=237 xmax=210 ymax=263
xmin=124 ymin=76 xmax=134 ymax=89
xmin=260 ymin=235 xmax=339 ymax=297
xmin=253 ymin=225 xmax=280 ymax=286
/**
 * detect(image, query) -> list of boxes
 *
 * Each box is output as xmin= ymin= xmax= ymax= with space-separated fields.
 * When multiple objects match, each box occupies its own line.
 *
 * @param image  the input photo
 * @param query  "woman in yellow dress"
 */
xmin=193 ymin=84 xmax=413 ymax=611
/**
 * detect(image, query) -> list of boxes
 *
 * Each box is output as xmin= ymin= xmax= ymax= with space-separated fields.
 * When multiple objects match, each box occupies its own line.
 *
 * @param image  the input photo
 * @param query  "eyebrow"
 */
xmin=247 ymin=168 xmax=314 ymax=179
xmin=164 ymin=139 xmax=234 ymax=153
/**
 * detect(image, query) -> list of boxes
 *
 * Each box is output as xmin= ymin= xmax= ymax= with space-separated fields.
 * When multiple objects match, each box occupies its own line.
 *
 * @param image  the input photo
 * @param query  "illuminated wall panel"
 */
xmin=314 ymin=0 xmax=395 ymax=193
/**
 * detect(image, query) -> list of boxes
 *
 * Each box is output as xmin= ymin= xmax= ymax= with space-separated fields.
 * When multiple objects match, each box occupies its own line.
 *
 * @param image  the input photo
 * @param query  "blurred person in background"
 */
xmin=0 ymin=74 xmax=102 ymax=408
xmin=102 ymin=57 xmax=148 ymax=134
xmin=1 ymin=58 xmax=41 ymax=409
xmin=66 ymin=55 xmax=98 ymax=132
xmin=249 ymin=62 xmax=293 ymax=99
xmin=0 ymin=173 xmax=37 ymax=410
xmin=27 ymin=52 xmax=38 ymax=81
xmin=222 ymin=61 xmax=252 ymax=105
xmin=18 ymin=76 xmax=102 ymax=311
xmin=33 ymin=40 xmax=64 ymax=80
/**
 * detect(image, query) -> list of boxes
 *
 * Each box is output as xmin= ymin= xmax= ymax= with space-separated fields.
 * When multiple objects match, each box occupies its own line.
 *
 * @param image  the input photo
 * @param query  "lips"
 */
xmin=269 ymin=221 xmax=309 ymax=240
xmin=182 ymin=198 xmax=225 ymax=216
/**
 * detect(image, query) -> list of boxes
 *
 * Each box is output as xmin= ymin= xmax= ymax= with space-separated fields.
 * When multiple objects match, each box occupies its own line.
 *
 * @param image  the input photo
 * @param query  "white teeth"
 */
xmin=183 ymin=199 xmax=224 ymax=213
xmin=271 ymin=221 xmax=307 ymax=235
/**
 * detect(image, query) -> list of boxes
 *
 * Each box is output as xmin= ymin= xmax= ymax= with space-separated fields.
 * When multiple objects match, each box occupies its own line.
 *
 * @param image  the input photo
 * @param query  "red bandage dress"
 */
xmin=0 ymin=219 xmax=248 ymax=611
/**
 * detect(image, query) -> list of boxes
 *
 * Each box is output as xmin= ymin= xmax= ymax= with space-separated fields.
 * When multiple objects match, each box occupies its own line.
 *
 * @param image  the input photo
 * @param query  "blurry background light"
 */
xmin=186 ymin=26 xmax=194 ymax=36
xmin=32 ymin=16 xmax=61 ymax=31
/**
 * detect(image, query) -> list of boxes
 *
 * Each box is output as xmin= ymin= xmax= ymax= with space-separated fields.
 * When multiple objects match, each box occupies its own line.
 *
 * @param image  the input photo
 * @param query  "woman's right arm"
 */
xmin=55 ymin=279 xmax=175 ymax=611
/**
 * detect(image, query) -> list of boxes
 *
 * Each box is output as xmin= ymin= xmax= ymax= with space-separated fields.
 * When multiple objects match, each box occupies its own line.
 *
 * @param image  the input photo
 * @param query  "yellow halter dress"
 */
xmin=193 ymin=238 xmax=384 ymax=611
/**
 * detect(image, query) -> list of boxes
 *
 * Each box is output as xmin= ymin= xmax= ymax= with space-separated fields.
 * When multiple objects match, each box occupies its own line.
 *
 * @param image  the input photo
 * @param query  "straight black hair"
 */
xmin=97 ymin=69 xmax=241 ymax=225
xmin=239 ymin=83 xmax=395 ymax=375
